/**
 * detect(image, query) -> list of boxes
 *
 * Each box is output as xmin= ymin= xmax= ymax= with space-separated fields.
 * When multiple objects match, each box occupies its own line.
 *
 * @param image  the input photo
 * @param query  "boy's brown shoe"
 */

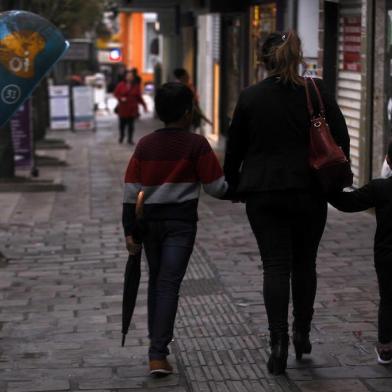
xmin=149 ymin=358 xmax=173 ymax=375
xmin=375 ymin=343 xmax=392 ymax=365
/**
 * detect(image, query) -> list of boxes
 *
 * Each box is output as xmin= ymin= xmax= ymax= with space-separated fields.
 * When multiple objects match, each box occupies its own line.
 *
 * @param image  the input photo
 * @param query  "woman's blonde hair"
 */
xmin=261 ymin=30 xmax=305 ymax=85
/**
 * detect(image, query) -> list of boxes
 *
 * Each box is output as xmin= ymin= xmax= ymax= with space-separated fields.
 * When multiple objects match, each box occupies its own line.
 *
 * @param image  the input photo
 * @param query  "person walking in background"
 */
xmin=130 ymin=67 xmax=142 ymax=87
xmin=114 ymin=70 xmax=147 ymax=145
xmin=223 ymin=31 xmax=350 ymax=375
xmin=173 ymin=68 xmax=212 ymax=130
xmin=122 ymin=83 xmax=228 ymax=375
xmin=329 ymin=140 xmax=392 ymax=365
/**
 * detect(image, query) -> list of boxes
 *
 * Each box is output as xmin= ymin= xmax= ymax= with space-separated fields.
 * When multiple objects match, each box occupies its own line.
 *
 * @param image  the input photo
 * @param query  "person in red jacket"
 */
xmin=114 ymin=70 xmax=147 ymax=145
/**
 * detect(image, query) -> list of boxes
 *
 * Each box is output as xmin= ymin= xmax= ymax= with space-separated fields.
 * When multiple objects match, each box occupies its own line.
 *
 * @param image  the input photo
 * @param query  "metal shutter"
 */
xmin=212 ymin=14 xmax=221 ymax=62
xmin=337 ymin=0 xmax=362 ymax=185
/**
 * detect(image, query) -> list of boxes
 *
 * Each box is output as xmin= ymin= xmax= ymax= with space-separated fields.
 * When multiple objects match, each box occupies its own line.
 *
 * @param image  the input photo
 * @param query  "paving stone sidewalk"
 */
xmin=0 ymin=115 xmax=391 ymax=391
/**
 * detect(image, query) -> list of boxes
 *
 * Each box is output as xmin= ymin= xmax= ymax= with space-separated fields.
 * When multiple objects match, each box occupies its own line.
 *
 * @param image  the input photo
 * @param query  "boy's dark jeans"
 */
xmin=376 ymin=261 xmax=392 ymax=343
xmin=143 ymin=220 xmax=196 ymax=360
xmin=246 ymin=190 xmax=327 ymax=339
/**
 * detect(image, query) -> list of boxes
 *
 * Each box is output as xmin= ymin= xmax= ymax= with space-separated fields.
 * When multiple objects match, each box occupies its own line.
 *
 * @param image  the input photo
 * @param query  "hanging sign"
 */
xmin=0 ymin=10 xmax=69 ymax=126
xmin=10 ymin=100 xmax=33 ymax=169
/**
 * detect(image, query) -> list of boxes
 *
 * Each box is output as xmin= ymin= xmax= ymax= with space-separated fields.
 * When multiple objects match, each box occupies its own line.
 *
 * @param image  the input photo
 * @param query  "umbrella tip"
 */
xmin=122 ymin=334 xmax=126 ymax=347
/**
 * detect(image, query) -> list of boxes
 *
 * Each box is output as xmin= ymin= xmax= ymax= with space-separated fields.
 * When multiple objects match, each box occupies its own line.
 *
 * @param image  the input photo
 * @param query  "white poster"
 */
xmin=72 ymin=86 xmax=95 ymax=130
xmin=49 ymin=85 xmax=70 ymax=130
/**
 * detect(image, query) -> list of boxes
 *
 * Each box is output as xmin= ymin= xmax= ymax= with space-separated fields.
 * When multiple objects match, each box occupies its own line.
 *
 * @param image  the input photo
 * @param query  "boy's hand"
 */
xmin=125 ymin=235 xmax=142 ymax=255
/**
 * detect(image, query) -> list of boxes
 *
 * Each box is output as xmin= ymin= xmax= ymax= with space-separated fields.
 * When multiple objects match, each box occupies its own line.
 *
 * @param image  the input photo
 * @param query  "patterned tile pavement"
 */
xmin=0 ymin=115 xmax=391 ymax=391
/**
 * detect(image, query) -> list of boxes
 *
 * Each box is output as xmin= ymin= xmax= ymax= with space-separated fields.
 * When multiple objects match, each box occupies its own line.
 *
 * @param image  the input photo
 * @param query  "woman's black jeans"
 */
xmin=246 ymin=190 xmax=327 ymax=340
xmin=119 ymin=117 xmax=135 ymax=144
xmin=143 ymin=220 xmax=196 ymax=360
xmin=376 ymin=261 xmax=392 ymax=344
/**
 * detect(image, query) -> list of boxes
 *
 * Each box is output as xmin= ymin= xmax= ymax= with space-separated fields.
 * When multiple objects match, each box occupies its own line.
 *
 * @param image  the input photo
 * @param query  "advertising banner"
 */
xmin=49 ymin=85 xmax=70 ymax=129
xmin=72 ymin=86 xmax=95 ymax=130
xmin=10 ymin=100 xmax=33 ymax=169
xmin=0 ymin=10 xmax=69 ymax=126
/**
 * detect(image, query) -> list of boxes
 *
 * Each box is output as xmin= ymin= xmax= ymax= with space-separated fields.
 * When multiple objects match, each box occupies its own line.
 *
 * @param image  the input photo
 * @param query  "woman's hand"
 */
xmin=219 ymin=186 xmax=244 ymax=203
xmin=125 ymin=235 xmax=142 ymax=255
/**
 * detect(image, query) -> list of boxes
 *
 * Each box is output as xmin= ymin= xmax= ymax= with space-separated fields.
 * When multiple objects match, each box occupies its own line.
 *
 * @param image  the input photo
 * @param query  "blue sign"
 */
xmin=0 ymin=11 xmax=69 ymax=127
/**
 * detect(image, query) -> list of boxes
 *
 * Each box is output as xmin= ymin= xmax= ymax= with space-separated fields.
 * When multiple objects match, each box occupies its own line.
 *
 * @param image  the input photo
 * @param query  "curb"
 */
xmin=0 ymin=177 xmax=65 ymax=192
xmin=35 ymin=155 xmax=67 ymax=167
xmin=36 ymin=138 xmax=71 ymax=150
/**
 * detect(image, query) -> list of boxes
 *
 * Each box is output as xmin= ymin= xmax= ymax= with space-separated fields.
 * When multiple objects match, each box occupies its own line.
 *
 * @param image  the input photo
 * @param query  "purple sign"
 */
xmin=11 ymin=100 xmax=33 ymax=168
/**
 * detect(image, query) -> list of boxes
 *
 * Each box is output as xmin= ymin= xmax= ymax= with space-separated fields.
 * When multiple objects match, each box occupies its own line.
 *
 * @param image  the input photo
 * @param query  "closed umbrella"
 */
xmin=121 ymin=251 xmax=142 ymax=346
xmin=121 ymin=191 xmax=145 ymax=347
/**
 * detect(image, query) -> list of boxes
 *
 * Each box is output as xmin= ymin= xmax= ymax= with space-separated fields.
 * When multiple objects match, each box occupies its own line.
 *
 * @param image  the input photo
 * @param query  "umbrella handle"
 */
xmin=135 ymin=191 xmax=144 ymax=219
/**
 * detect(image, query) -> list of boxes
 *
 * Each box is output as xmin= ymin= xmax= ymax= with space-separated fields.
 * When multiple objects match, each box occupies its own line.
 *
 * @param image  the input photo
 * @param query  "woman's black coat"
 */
xmin=223 ymin=76 xmax=350 ymax=194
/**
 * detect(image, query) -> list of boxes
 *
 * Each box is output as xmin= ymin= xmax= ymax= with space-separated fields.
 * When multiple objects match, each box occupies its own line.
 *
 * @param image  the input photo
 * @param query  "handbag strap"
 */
xmin=304 ymin=77 xmax=314 ymax=118
xmin=304 ymin=77 xmax=326 ymax=118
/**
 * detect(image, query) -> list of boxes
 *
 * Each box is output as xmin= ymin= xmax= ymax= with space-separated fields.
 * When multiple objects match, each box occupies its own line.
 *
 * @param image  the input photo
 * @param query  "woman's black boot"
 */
xmin=292 ymin=327 xmax=312 ymax=360
xmin=267 ymin=334 xmax=289 ymax=375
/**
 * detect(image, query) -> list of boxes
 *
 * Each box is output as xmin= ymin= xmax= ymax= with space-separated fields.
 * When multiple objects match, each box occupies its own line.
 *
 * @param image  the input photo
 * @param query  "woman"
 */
xmin=223 ymin=31 xmax=350 ymax=375
xmin=114 ymin=70 xmax=147 ymax=145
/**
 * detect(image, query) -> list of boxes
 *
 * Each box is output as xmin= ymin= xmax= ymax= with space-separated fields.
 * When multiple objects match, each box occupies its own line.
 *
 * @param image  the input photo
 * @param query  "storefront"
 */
xmin=384 ymin=2 xmax=392 ymax=162
xmin=249 ymin=2 xmax=277 ymax=84
xmin=220 ymin=14 xmax=248 ymax=135
xmin=218 ymin=1 xmax=290 ymax=136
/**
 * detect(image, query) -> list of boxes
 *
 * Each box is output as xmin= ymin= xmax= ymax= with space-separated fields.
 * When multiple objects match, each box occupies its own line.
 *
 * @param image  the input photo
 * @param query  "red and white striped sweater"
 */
xmin=122 ymin=127 xmax=228 ymax=236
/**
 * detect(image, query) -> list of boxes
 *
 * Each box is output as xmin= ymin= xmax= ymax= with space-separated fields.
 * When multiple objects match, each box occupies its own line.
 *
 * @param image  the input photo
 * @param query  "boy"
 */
xmin=122 ymin=83 xmax=227 ymax=375
xmin=329 ymin=141 xmax=392 ymax=364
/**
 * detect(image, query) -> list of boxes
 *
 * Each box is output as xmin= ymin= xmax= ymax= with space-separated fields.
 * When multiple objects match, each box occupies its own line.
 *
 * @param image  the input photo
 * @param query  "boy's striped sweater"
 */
xmin=122 ymin=127 xmax=228 ymax=236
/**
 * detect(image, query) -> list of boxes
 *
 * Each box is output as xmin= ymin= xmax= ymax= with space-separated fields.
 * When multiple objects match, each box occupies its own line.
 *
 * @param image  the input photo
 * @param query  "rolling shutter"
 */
xmin=337 ymin=0 xmax=362 ymax=185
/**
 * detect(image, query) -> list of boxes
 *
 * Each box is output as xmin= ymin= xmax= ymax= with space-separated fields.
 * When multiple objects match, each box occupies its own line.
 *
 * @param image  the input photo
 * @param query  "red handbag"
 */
xmin=304 ymin=77 xmax=353 ymax=192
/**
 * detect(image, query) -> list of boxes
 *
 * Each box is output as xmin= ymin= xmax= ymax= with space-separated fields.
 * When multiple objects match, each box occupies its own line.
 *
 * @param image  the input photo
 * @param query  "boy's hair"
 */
xmin=155 ymin=82 xmax=193 ymax=124
xmin=173 ymin=68 xmax=188 ymax=80
xmin=388 ymin=139 xmax=392 ymax=161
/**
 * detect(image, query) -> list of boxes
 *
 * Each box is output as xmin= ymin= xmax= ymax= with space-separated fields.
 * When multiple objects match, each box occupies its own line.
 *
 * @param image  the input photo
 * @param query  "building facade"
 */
xmin=118 ymin=0 xmax=391 ymax=186
xmin=118 ymin=11 xmax=161 ymax=85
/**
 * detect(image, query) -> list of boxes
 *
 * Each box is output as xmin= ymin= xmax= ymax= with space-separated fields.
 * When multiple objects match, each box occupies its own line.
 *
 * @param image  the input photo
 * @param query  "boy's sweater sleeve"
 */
xmin=122 ymin=151 xmax=142 ymax=236
xmin=328 ymin=182 xmax=376 ymax=212
xmin=196 ymin=137 xmax=228 ymax=198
